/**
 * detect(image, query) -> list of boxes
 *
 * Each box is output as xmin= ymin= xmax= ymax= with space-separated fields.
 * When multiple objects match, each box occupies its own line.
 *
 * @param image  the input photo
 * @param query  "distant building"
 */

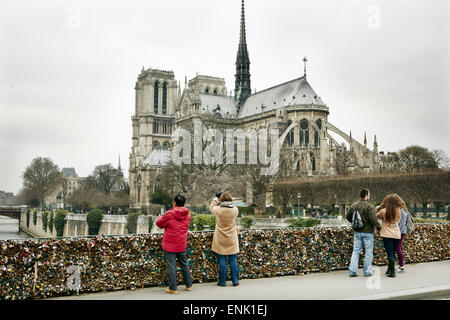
xmin=62 ymin=167 xmax=80 ymax=195
xmin=0 ymin=191 xmax=14 ymax=205
xmin=45 ymin=167 xmax=80 ymax=209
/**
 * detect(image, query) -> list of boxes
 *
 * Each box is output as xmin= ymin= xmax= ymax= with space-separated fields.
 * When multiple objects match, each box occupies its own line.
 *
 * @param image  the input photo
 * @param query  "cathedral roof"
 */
xmin=143 ymin=149 xmax=171 ymax=166
xmin=238 ymin=76 xmax=326 ymax=119
xmin=199 ymin=94 xmax=237 ymax=118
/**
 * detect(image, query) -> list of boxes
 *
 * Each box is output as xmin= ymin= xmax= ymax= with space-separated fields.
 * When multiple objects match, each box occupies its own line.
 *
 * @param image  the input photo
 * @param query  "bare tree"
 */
xmin=394 ymin=146 xmax=440 ymax=173
xmin=22 ymin=157 xmax=63 ymax=208
xmin=88 ymin=164 xmax=121 ymax=195
xmin=333 ymin=146 xmax=356 ymax=175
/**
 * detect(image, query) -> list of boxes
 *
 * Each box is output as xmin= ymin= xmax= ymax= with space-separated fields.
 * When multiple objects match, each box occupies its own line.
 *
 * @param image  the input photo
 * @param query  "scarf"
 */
xmin=220 ymin=201 xmax=235 ymax=208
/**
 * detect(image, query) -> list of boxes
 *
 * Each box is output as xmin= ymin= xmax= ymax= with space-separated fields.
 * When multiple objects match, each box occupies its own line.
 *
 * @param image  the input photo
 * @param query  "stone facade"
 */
xmin=129 ymin=0 xmax=380 ymax=209
xmin=45 ymin=168 xmax=80 ymax=209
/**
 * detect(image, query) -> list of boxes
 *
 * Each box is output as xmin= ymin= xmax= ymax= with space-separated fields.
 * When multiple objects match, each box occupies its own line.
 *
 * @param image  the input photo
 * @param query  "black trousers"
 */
xmin=382 ymin=238 xmax=400 ymax=261
xmin=164 ymin=250 xmax=193 ymax=290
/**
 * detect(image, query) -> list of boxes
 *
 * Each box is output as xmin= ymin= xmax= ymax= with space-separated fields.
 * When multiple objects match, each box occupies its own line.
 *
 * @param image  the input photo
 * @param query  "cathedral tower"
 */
xmin=235 ymin=0 xmax=251 ymax=111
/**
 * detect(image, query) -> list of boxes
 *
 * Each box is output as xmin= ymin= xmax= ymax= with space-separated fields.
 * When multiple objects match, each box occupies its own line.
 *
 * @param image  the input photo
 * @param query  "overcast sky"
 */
xmin=1 ymin=0 xmax=449 ymax=194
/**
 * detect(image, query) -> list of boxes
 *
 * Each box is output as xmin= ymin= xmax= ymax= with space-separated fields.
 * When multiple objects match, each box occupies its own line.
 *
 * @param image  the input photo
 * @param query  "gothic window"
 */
xmin=314 ymin=119 xmax=322 ymax=147
xmin=153 ymin=141 xmax=160 ymax=150
xmin=286 ymin=121 xmax=294 ymax=146
xmin=299 ymin=119 xmax=309 ymax=147
xmin=311 ymin=152 xmax=316 ymax=171
xmin=154 ymin=81 xmax=159 ymax=114
xmin=162 ymin=121 xmax=168 ymax=135
xmin=162 ymin=82 xmax=167 ymax=115
xmin=162 ymin=142 xmax=170 ymax=150
xmin=205 ymin=87 xmax=210 ymax=94
xmin=153 ymin=119 xmax=159 ymax=134
xmin=213 ymin=88 xmax=218 ymax=95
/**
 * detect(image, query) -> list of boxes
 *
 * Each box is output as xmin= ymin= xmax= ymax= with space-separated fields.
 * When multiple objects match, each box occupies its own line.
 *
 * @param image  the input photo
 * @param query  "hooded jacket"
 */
xmin=155 ymin=206 xmax=191 ymax=253
xmin=209 ymin=197 xmax=239 ymax=255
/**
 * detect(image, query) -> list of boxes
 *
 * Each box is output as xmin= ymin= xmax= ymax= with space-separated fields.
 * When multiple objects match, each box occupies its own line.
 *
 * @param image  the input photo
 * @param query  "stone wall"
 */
xmin=19 ymin=212 xmax=131 ymax=238
xmin=1 ymin=223 xmax=449 ymax=300
xmin=21 ymin=212 xmax=329 ymax=238
xmin=19 ymin=211 xmax=57 ymax=238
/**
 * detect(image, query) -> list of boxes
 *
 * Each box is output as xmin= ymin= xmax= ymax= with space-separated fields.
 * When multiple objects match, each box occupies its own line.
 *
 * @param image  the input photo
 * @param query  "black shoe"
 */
xmin=387 ymin=259 xmax=396 ymax=278
xmin=217 ymin=283 xmax=226 ymax=287
xmin=232 ymin=283 xmax=239 ymax=286
xmin=349 ymin=273 xmax=358 ymax=277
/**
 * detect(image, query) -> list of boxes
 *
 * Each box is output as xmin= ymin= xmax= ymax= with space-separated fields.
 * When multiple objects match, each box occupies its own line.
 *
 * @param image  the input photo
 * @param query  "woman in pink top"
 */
xmin=376 ymin=194 xmax=401 ymax=278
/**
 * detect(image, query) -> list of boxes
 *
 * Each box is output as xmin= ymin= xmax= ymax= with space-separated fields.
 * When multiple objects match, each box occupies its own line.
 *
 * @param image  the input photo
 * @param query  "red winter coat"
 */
xmin=155 ymin=207 xmax=191 ymax=253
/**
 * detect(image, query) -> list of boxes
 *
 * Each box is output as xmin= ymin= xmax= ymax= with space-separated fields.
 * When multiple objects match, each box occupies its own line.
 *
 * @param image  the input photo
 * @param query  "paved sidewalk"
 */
xmin=50 ymin=260 xmax=450 ymax=300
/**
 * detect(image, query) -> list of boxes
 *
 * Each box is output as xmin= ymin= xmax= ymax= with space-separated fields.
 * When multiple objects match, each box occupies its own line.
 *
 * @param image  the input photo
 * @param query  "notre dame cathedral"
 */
xmin=129 ymin=0 xmax=380 ymax=210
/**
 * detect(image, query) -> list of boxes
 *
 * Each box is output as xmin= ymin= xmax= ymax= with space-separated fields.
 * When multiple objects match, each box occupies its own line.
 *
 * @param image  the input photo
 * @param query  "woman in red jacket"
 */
xmin=155 ymin=195 xmax=193 ymax=294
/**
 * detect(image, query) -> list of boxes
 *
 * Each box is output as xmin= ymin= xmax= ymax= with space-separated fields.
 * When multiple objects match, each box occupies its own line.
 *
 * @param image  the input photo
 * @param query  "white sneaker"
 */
xmin=395 ymin=267 xmax=405 ymax=272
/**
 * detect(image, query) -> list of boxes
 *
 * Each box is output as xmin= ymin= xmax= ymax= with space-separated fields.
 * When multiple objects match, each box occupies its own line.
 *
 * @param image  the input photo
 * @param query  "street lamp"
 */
xmin=297 ymin=192 xmax=301 ymax=218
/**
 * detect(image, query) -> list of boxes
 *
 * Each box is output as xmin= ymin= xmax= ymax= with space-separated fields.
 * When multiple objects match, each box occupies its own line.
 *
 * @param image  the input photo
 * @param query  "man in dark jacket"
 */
xmin=346 ymin=189 xmax=381 ymax=277
xmin=155 ymin=195 xmax=193 ymax=294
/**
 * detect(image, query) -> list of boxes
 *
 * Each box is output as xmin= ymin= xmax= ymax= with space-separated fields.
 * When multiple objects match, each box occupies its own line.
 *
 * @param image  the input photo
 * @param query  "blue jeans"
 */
xmin=164 ymin=250 xmax=193 ymax=290
xmin=218 ymin=254 xmax=239 ymax=286
xmin=349 ymin=232 xmax=374 ymax=276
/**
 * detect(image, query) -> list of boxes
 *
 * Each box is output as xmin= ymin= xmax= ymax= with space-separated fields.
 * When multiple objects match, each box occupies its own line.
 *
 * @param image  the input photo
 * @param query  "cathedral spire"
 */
xmin=303 ymin=57 xmax=308 ymax=78
xmin=235 ymin=0 xmax=251 ymax=111
xmin=239 ymin=0 xmax=247 ymax=48
xmin=118 ymin=155 xmax=122 ymax=172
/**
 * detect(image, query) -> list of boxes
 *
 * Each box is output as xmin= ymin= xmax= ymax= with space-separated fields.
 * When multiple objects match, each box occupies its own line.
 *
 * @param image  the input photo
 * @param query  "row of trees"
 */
xmin=66 ymin=164 xmax=129 ymax=213
xmin=16 ymin=145 xmax=447 ymax=215
xmin=166 ymin=144 xmax=448 ymax=209
xmin=273 ymin=170 xmax=450 ymax=219
xmin=15 ymin=158 xmax=129 ymax=213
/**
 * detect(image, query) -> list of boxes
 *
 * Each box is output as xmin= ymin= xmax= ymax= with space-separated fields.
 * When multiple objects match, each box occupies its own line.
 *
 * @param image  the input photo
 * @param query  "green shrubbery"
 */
xmin=126 ymin=212 xmax=140 ymax=234
xmin=41 ymin=211 xmax=49 ymax=232
xmin=241 ymin=217 xmax=253 ymax=229
xmin=48 ymin=212 xmax=54 ymax=233
xmin=54 ymin=210 xmax=68 ymax=237
xmin=26 ymin=209 xmax=31 ymax=228
xmin=289 ymin=218 xmax=321 ymax=228
xmin=32 ymin=210 xmax=38 ymax=225
xmin=194 ymin=214 xmax=216 ymax=231
xmin=150 ymin=189 xmax=173 ymax=209
xmin=87 ymin=209 xmax=104 ymax=235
